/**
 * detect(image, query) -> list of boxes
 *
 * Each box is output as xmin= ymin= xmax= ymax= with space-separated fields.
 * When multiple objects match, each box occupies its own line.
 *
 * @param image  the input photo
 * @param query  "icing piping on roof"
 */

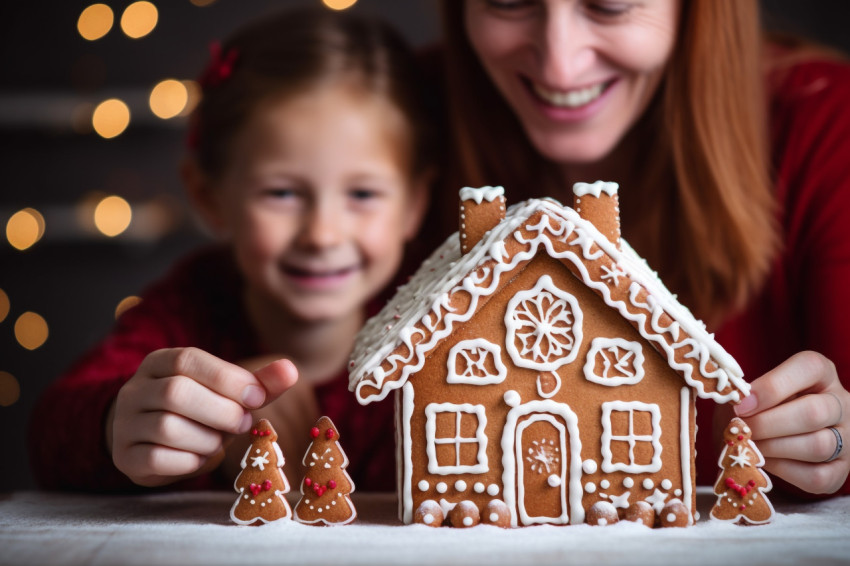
xmin=572 ymin=180 xmax=619 ymax=198
xmin=349 ymin=197 xmax=748 ymax=405
xmin=459 ymin=185 xmax=505 ymax=204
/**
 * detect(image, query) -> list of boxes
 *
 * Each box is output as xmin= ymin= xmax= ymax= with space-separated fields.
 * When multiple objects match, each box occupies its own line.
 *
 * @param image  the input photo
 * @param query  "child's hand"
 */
xmin=109 ymin=347 xmax=298 ymax=487
xmin=735 ymin=351 xmax=849 ymax=494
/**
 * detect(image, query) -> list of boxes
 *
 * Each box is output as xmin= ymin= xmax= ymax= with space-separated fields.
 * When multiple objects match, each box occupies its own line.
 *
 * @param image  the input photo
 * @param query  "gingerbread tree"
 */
xmin=710 ymin=417 xmax=775 ymax=525
xmin=293 ymin=416 xmax=357 ymax=525
xmin=230 ymin=418 xmax=292 ymax=525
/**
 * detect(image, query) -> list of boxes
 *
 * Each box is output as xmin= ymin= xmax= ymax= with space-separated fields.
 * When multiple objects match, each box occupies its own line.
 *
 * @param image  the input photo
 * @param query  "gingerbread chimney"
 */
xmin=459 ymin=186 xmax=506 ymax=254
xmin=573 ymin=181 xmax=621 ymax=248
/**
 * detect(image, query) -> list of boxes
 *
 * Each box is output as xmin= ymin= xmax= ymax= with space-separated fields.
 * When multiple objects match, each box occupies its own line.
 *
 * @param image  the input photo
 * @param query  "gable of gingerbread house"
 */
xmin=349 ymin=183 xmax=749 ymax=406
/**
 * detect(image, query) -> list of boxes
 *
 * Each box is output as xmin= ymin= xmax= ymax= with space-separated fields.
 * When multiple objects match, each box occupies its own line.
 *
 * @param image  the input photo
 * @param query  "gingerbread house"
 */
xmin=349 ymin=183 xmax=750 ymax=527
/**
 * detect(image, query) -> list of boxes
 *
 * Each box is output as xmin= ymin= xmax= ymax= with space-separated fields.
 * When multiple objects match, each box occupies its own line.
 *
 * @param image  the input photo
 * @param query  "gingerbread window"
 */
xmin=583 ymin=337 xmax=645 ymax=386
xmin=600 ymin=401 xmax=662 ymax=473
xmin=447 ymin=339 xmax=508 ymax=385
xmin=424 ymin=403 xmax=488 ymax=475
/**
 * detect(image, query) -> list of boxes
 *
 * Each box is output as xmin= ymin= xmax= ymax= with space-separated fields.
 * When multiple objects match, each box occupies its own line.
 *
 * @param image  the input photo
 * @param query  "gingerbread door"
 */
xmin=502 ymin=396 xmax=583 ymax=526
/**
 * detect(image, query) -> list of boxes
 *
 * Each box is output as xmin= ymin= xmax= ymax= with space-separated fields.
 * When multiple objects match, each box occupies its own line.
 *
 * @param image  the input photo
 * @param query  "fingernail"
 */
xmin=735 ymin=393 xmax=757 ymax=416
xmin=238 ymin=412 xmax=253 ymax=433
xmin=241 ymin=385 xmax=265 ymax=409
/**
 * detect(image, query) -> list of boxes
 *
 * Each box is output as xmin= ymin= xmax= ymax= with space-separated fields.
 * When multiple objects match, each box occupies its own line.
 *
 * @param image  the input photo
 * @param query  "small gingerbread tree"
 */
xmin=293 ymin=416 xmax=357 ymax=525
xmin=710 ymin=417 xmax=775 ymax=525
xmin=230 ymin=418 xmax=292 ymax=525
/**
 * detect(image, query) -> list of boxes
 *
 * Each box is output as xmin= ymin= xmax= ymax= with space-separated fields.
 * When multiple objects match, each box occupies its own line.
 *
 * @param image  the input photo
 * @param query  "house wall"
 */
xmin=401 ymin=254 xmax=695 ymax=526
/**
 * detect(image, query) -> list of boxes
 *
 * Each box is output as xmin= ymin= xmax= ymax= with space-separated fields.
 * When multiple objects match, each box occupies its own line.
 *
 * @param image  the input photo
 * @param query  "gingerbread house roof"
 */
xmin=349 ymin=184 xmax=749 ymax=406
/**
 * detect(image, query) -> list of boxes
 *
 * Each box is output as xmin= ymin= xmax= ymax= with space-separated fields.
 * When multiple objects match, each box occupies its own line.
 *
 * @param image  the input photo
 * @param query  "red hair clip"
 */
xmin=198 ymin=40 xmax=239 ymax=90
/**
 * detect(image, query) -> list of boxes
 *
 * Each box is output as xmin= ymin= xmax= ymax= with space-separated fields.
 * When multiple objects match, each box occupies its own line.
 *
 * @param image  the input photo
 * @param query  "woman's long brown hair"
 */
xmin=439 ymin=0 xmax=779 ymax=324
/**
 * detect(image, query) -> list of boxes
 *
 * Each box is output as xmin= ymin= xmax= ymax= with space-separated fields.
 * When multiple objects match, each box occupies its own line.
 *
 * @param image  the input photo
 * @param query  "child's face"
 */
xmin=205 ymin=85 xmax=426 ymax=324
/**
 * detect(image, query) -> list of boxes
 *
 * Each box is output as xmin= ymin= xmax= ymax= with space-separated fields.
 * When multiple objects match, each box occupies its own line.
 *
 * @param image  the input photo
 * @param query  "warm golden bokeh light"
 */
xmin=92 ymin=98 xmax=130 ymax=139
xmin=15 ymin=312 xmax=48 ymax=351
xmin=181 ymin=80 xmax=202 ymax=117
xmin=78 ymin=4 xmax=114 ymax=41
xmin=150 ymin=79 xmax=189 ymax=119
xmin=6 ymin=208 xmax=45 ymax=251
xmin=0 ymin=288 xmax=9 ymax=324
xmin=115 ymin=295 xmax=142 ymax=319
xmin=121 ymin=1 xmax=158 ymax=39
xmin=0 ymin=371 xmax=20 ymax=407
xmin=94 ymin=195 xmax=133 ymax=237
xmin=322 ymin=0 xmax=358 ymax=10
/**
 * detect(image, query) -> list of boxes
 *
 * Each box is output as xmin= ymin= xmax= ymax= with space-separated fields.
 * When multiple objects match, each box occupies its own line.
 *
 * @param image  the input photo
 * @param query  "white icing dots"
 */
xmin=642 ymin=478 xmax=654 ymax=490
xmin=489 ymin=512 xmax=499 ymax=522
xmin=661 ymin=479 xmax=672 ymax=490
xmin=455 ymin=480 xmax=467 ymax=492
xmin=584 ymin=482 xmax=596 ymax=493
xmin=623 ymin=477 xmax=634 ymax=488
xmin=474 ymin=482 xmax=485 ymax=493
xmin=730 ymin=426 xmax=739 ymax=434
xmin=463 ymin=517 xmax=473 ymax=527
xmin=600 ymin=480 xmax=610 ymax=489
xmin=504 ymin=390 xmax=521 ymax=407
xmin=418 ymin=480 xmax=429 ymax=492
xmin=666 ymin=513 xmax=676 ymax=523
xmin=582 ymin=459 xmax=598 ymax=474
xmin=548 ymin=475 xmax=562 ymax=488
xmin=674 ymin=489 xmax=682 ymax=497
xmin=487 ymin=484 xmax=500 ymax=496
xmin=436 ymin=482 xmax=448 ymax=494
xmin=423 ymin=513 xmax=434 ymax=524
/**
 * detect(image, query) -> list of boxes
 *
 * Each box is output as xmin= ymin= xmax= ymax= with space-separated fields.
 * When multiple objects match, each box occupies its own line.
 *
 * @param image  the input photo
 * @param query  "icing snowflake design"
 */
xmin=251 ymin=451 xmax=270 ymax=471
xmin=447 ymin=339 xmax=508 ymax=385
xmin=729 ymin=445 xmax=752 ymax=468
xmin=526 ymin=439 xmax=560 ymax=474
xmin=600 ymin=263 xmax=627 ymax=287
xmin=505 ymin=275 xmax=583 ymax=371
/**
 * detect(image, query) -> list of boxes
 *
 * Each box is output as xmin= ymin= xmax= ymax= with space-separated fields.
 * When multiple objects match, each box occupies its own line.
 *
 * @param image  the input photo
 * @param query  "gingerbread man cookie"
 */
xmin=231 ymin=419 xmax=292 ymax=525
xmin=710 ymin=417 xmax=775 ymax=525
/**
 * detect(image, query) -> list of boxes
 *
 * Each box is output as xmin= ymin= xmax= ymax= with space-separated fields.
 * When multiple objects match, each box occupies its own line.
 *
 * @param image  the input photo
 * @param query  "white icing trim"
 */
xmin=572 ymin=181 xmax=619 ymax=198
xmin=447 ymin=339 xmax=508 ymax=385
xmin=600 ymin=401 xmax=662 ymax=474
xmin=350 ymin=197 xmax=747 ymax=405
xmin=504 ymin=274 xmax=583 ymax=372
xmin=502 ymin=401 xmax=583 ymax=526
xmin=424 ymin=403 xmax=488 ymax=475
xmin=459 ymin=185 xmax=505 ymax=204
xmin=583 ymin=337 xmax=645 ymax=386
xmin=401 ymin=383 xmax=414 ymax=524
xmin=680 ymin=387 xmax=693 ymax=520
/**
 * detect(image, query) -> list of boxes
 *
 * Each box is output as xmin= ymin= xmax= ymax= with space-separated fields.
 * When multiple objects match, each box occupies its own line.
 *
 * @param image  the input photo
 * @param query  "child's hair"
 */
xmin=188 ymin=7 xmax=436 ymax=180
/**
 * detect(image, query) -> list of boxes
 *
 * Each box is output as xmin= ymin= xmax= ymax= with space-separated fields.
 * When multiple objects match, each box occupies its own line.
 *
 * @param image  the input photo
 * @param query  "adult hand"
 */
xmin=109 ymin=347 xmax=298 ymax=487
xmin=735 ymin=351 xmax=849 ymax=494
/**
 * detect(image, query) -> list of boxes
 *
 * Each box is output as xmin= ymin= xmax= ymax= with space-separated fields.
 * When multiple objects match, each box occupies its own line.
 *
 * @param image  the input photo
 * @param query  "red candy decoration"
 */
xmin=326 ymin=429 xmax=336 ymax=440
xmin=310 ymin=427 xmax=320 ymax=439
xmin=328 ymin=480 xmax=337 ymax=489
xmin=305 ymin=478 xmax=312 ymax=487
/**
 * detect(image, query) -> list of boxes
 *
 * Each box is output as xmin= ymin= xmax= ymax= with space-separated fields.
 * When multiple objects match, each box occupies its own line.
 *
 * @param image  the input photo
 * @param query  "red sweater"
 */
xmin=30 ymin=58 xmax=850 ymax=497
xmin=28 ymin=247 xmax=397 ymax=492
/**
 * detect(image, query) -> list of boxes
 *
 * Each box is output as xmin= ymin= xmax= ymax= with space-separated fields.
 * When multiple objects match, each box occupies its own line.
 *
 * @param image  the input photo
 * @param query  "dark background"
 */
xmin=1 ymin=1 xmax=848 ymax=491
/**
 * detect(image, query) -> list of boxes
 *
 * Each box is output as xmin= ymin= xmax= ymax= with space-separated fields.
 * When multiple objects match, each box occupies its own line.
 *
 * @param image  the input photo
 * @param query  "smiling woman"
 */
xmin=438 ymin=0 xmax=850 ymax=499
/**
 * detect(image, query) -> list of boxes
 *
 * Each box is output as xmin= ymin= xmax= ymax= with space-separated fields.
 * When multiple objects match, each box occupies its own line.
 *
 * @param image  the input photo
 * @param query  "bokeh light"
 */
xmin=150 ymin=79 xmax=189 ymax=119
xmin=0 ymin=371 xmax=20 ymax=407
xmin=6 ymin=208 xmax=45 ymax=251
xmin=181 ymin=80 xmax=202 ymax=116
xmin=92 ymin=98 xmax=130 ymax=139
xmin=94 ymin=195 xmax=133 ymax=237
xmin=15 ymin=312 xmax=48 ymax=351
xmin=115 ymin=295 xmax=142 ymax=319
xmin=322 ymin=0 xmax=358 ymax=10
xmin=0 ymin=288 xmax=9 ymax=324
xmin=78 ymin=4 xmax=114 ymax=41
xmin=121 ymin=1 xmax=158 ymax=39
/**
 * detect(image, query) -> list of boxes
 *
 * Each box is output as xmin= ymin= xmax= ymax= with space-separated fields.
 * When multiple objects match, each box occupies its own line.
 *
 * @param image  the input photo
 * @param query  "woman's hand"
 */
xmin=108 ymin=347 xmax=298 ymax=487
xmin=735 ymin=351 xmax=849 ymax=494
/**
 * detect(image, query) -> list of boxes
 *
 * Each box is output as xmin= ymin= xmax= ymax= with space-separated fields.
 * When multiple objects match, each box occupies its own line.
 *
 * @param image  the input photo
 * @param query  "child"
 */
xmin=28 ymin=7 xmax=436 ymax=491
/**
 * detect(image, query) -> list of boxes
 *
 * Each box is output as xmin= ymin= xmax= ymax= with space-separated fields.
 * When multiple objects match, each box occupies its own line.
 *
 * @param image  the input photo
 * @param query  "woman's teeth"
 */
xmin=533 ymin=82 xmax=605 ymax=108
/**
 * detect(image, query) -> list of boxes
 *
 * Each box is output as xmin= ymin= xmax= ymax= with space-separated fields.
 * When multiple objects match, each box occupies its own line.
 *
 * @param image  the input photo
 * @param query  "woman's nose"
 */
xmin=538 ymin=9 xmax=594 ymax=85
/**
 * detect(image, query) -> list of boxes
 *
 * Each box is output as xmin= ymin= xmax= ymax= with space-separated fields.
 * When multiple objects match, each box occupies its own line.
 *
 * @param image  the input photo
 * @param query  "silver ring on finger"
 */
xmin=824 ymin=426 xmax=843 ymax=463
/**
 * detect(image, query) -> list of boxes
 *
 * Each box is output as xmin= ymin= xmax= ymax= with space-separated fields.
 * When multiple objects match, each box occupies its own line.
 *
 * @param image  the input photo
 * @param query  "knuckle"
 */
xmin=798 ymin=350 xmax=834 ymax=379
xmin=160 ymin=375 xmax=192 ymax=409
xmin=808 ymin=464 xmax=836 ymax=494
xmin=814 ymin=429 xmax=837 ymax=459
xmin=171 ymin=347 xmax=200 ymax=376
xmin=803 ymin=395 xmax=834 ymax=429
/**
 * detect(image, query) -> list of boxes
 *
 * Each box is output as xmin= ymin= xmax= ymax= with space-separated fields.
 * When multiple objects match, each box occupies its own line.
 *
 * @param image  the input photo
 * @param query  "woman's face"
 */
xmin=465 ymin=0 xmax=679 ymax=165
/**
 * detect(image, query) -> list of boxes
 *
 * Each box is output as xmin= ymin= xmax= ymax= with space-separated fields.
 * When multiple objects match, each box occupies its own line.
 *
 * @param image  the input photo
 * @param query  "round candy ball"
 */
xmin=659 ymin=498 xmax=691 ymax=528
xmin=413 ymin=500 xmax=444 ymax=528
xmin=623 ymin=501 xmax=656 ymax=527
xmin=448 ymin=500 xmax=480 ymax=528
xmin=586 ymin=501 xmax=619 ymax=526
xmin=482 ymin=500 xmax=511 ymax=528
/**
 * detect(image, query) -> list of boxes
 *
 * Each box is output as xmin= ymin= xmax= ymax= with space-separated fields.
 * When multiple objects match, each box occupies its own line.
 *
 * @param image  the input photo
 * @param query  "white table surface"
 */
xmin=1 ymin=488 xmax=849 ymax=566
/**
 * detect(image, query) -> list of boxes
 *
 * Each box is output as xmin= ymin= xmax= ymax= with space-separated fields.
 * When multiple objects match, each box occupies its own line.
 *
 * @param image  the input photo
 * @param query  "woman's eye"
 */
xmin=585 ymin=1 xmax=634 ymax=19
xmin=483 ymin=0 xmax=538 ymax=14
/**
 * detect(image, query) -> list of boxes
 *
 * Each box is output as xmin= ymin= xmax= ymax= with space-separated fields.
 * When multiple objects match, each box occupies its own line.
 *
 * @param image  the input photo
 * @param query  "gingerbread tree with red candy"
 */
xmin=710 ymin=417 xmax=775 ymax=525
xmin=230 ymin=418 xmax=292 ymax=525
xmin=293 ymin=416 xmax=357 ymax=526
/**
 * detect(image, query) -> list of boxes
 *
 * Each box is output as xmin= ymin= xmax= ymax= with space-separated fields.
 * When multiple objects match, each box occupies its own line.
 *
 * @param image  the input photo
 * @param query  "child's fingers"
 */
xmin=252 ymin=359 xmax=299 ymax=406
xmin=148 ymin=374 xmax=252 ymax=435
xmin=130 ymin=411 xmax=224 ymax=456
xmin=755 ymin=428 xmax=842 ymax=463
xmin=763 ymin=457 xmax=849 ymax=495
xmin=735 ymin=351 xmax=838 ymax=417
xmin=117 ymin=444 xmax=208 ymax=487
